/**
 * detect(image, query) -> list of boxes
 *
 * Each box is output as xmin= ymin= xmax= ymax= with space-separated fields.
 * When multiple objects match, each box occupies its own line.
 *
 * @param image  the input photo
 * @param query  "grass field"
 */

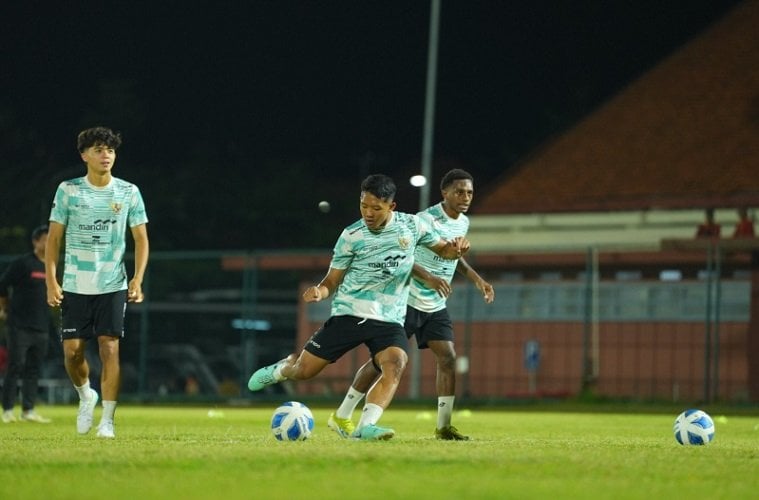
xmin=1 ymin=403 xmax=757 ymax=499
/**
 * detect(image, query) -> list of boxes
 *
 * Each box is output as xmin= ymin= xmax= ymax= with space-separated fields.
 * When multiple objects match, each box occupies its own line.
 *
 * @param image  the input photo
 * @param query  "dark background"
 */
xmin=0 ymin=1 xmax=742 ymax=252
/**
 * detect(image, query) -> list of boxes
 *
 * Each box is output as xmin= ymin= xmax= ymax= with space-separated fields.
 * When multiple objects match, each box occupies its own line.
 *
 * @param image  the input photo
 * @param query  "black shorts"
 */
xmin=60 ymin=290 xmax=127 ymax=341
xmin=304 ymin=315 xmax=409 ymax=362
xmin=404 ymin=306 xmax=454 ymax=349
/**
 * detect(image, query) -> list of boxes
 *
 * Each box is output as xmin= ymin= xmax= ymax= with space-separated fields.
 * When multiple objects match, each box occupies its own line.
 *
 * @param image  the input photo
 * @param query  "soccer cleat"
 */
xmin=2 ymin=410 xmax=17 ymax=423
xmin=247 ymin=360 xmax=284 ymax=391
xmin=20 ymin=411 xmax=51 ymax=423
xmin=96 ymin=421 xmax=115 ymax=439
xmin=327 ymin=412 xmax=355 ymax=438
xmin=351 ymin=424 xmax=395 ymax=441
xmin=435 ymin=425 xmax=470 ymax=441
xmin=77 ymin=388 xmax=99 ymax=434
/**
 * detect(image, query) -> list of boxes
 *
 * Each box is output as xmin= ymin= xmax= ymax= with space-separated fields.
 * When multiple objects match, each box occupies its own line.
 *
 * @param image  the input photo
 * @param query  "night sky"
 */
xmin=0 ymin=1 xmax=742 ymax=251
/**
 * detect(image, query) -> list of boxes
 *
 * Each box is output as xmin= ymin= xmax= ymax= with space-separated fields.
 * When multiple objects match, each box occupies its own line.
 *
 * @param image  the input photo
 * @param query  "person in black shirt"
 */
xmin=1 ymin=225 xmax=52 ymax=423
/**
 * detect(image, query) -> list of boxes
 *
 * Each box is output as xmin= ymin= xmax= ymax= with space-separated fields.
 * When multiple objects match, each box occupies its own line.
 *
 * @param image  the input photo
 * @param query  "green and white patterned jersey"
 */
xmin=408 ymin=203 xmax=469 ymax=313
xmin=329 ymin=211 xmax=442 ymax=325
xmin=49 ymin=176 xmax=148 ymax=295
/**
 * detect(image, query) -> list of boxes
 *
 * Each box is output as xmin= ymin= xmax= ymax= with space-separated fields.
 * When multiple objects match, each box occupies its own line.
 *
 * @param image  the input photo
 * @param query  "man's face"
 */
xmin=32 ymin=233 xmax=47 ymax=255
xmin=80 ymin=143 xmax=116 ymax=175
xmin=360 ymin=191 xmax=396 ymax=231
xmin=442 ymin=179 xmax=474 ymax=216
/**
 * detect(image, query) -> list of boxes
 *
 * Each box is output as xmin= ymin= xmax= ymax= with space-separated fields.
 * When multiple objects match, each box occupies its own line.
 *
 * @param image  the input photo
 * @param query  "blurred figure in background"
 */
xmin=1 ymin=225 xmax=53 ymax=424
xmin=732 ymin=207 xmax=755 ymax=238
xmin=695 ymin=208 xmax=721 ymax=239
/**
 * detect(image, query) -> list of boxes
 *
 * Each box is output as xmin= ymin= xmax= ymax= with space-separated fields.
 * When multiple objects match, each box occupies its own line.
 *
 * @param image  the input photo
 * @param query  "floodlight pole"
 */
xmin=419 ymin=0 xmax=440 ymax=212
xmin=410 ymin=0 xmax=441 ymax=399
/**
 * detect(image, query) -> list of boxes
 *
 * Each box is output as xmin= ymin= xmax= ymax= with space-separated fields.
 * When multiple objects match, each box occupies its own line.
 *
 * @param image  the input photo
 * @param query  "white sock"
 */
xmin=437 ymin=396 xmax=455 ymax=429
xmin=336 ymin=387 xmax=365 ymax=419
xmin=101 ymin=401 xmax=117 ymax=423
xmin=272 ymin=356 xmax=293 ymax=381
xmin=357 ymin=403 xmax=383 ymax=429
xmin=75 ymin=381 xmax=92 ymax=401
xmin=272 ymin=364 xmax=286 ymax=381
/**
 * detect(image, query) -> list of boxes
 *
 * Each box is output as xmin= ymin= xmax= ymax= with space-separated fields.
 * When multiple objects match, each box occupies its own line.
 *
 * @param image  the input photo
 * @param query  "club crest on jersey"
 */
xmin=398 ymin=236 xmax=410 ymax=249
xmin=110 ymin=202 xmax=122 ymax=214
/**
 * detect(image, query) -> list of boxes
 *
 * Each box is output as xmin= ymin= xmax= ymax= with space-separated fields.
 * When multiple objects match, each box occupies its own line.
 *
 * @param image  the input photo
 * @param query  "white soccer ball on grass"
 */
xmin=271 ymin=401 xmax=315 ymax=441
xmin=673 ymin=409 xmax=715 ymax=446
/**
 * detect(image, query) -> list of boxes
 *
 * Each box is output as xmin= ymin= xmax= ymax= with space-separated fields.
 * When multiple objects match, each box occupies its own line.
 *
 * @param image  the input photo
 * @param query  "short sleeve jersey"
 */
xmin=329 ymin=211 xmax=442 ymax=325
xmin=49 ymin=176 xmax=148 ymax=295
xmin=408 ymin=203 xmax=469 ymax=313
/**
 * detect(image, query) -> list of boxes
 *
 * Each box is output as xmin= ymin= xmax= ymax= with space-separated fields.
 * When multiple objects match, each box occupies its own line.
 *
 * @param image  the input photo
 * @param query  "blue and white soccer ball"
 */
xmin=673 ymin=409 xmax=715 ymax=446
xmin=271 ymin=401 xmax=315 ymax=441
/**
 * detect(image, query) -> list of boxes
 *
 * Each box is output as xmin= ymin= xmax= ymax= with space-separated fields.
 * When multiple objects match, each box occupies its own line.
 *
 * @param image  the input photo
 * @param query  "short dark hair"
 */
xmin=361 ymin=174 xmax=397 ymax=202
xmin=77 ymin=127 xmax=122 ymax=153
xmin=31 ymin=225 xmax=48 ymax=241
xmin=440 ymin=168 xmax=474 ymax=190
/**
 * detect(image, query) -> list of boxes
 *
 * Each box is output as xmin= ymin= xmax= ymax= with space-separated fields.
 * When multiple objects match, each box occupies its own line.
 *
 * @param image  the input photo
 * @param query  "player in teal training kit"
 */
xmin=328 ymin=169 xmax=495 ymax=440
xmin=248 ymin=174 xmax=470 ymax=440
xmin=46 ymin=127 xmax=149 ymax=439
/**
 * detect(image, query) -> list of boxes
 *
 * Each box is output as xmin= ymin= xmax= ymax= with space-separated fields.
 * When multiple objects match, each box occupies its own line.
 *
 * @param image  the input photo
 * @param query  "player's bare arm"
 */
xmin=303 ymin=267 xmax=347 ymax=302
xmin=412 ymin=263 xmax=451 ymax=298
xmin=44 ymin=222 xmax=65 ymax=307
xmin=456 ymin=256 xmax=495 ymax=304
xmin=128 ymin=224 xmax=149 ymax=303
xmin=431 ymin=236 xmax=470 ymax=260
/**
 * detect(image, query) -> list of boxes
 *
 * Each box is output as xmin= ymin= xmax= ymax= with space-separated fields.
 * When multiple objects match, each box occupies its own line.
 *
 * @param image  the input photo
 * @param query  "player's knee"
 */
xmin=63 ymin=346 xmax=84 ymax=363
xmin=97 ymin=338 xmax=120 ymax=360
xmin=437 ymin=351 xmax=456 ymax=371
xmin=432 ymin=342 xmax=456 ymax=368
xmin=378 ymin=351 xmax=408 ymax=379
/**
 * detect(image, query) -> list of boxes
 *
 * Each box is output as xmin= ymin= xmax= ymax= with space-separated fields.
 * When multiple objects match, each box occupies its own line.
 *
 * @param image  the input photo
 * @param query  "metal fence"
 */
xmin=0 ymin=248 xmax=753 ymax=403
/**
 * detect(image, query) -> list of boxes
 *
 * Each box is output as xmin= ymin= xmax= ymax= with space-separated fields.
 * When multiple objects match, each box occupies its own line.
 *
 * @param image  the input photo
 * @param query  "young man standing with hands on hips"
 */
xmin=45 ymin=126 xmax=149 ymax=438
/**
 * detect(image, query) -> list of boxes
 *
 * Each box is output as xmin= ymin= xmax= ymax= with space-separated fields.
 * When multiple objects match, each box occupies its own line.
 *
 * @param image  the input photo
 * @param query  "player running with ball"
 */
xmin=248 ymin=173 xmax=469 ymax=440
xmin=328 ymin=169 xmax=495 ymax=440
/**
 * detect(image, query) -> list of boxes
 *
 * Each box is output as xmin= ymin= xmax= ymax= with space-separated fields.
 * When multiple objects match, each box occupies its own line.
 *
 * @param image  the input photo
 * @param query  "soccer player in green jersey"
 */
xmin=45 ymin=127 xmax=149 ymax=439
xmin=248 ymin=174 xmax=469 ymax=440
xmin=328 ymin=169 xmax=495 ymax=440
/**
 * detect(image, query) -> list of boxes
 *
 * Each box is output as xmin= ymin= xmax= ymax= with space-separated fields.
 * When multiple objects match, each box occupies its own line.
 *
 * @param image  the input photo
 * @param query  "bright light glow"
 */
xmin=410 ymin=175 xmax=427 ymax=187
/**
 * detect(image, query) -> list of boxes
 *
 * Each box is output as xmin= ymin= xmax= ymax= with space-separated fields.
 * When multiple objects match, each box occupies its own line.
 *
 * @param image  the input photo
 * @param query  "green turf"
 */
xmin=0 ymin=405 xmax=757 ymax=499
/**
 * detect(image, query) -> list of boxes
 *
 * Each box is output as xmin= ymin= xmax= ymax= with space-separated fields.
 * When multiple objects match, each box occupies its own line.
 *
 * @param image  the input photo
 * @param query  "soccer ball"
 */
xmin=673 ymin=409 xmax=715 ymax=446
xmin=270 ymin=401 xmax=314 ymax=441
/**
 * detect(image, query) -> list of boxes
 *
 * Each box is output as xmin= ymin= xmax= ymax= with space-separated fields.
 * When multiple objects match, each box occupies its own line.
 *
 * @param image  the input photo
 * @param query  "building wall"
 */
xmin=293 ymin=319 xmax=750 ymax=403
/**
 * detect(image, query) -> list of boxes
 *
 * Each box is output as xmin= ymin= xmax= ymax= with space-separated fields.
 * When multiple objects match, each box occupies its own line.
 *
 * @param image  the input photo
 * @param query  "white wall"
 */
xmin=467 ymin=208 xmax=753 ymax=252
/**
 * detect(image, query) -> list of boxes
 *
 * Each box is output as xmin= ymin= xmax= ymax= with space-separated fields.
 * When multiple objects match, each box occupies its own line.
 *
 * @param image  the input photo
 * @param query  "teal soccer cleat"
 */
xmin=247 ymin=361 xmax=283 ymax=391
xmin=350 ymin=423 xmax=395 ymax=441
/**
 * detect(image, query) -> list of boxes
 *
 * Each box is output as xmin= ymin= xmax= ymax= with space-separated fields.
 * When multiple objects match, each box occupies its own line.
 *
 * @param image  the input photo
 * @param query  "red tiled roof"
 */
xmin=475 ymin=0 xmax=759 ymax=214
